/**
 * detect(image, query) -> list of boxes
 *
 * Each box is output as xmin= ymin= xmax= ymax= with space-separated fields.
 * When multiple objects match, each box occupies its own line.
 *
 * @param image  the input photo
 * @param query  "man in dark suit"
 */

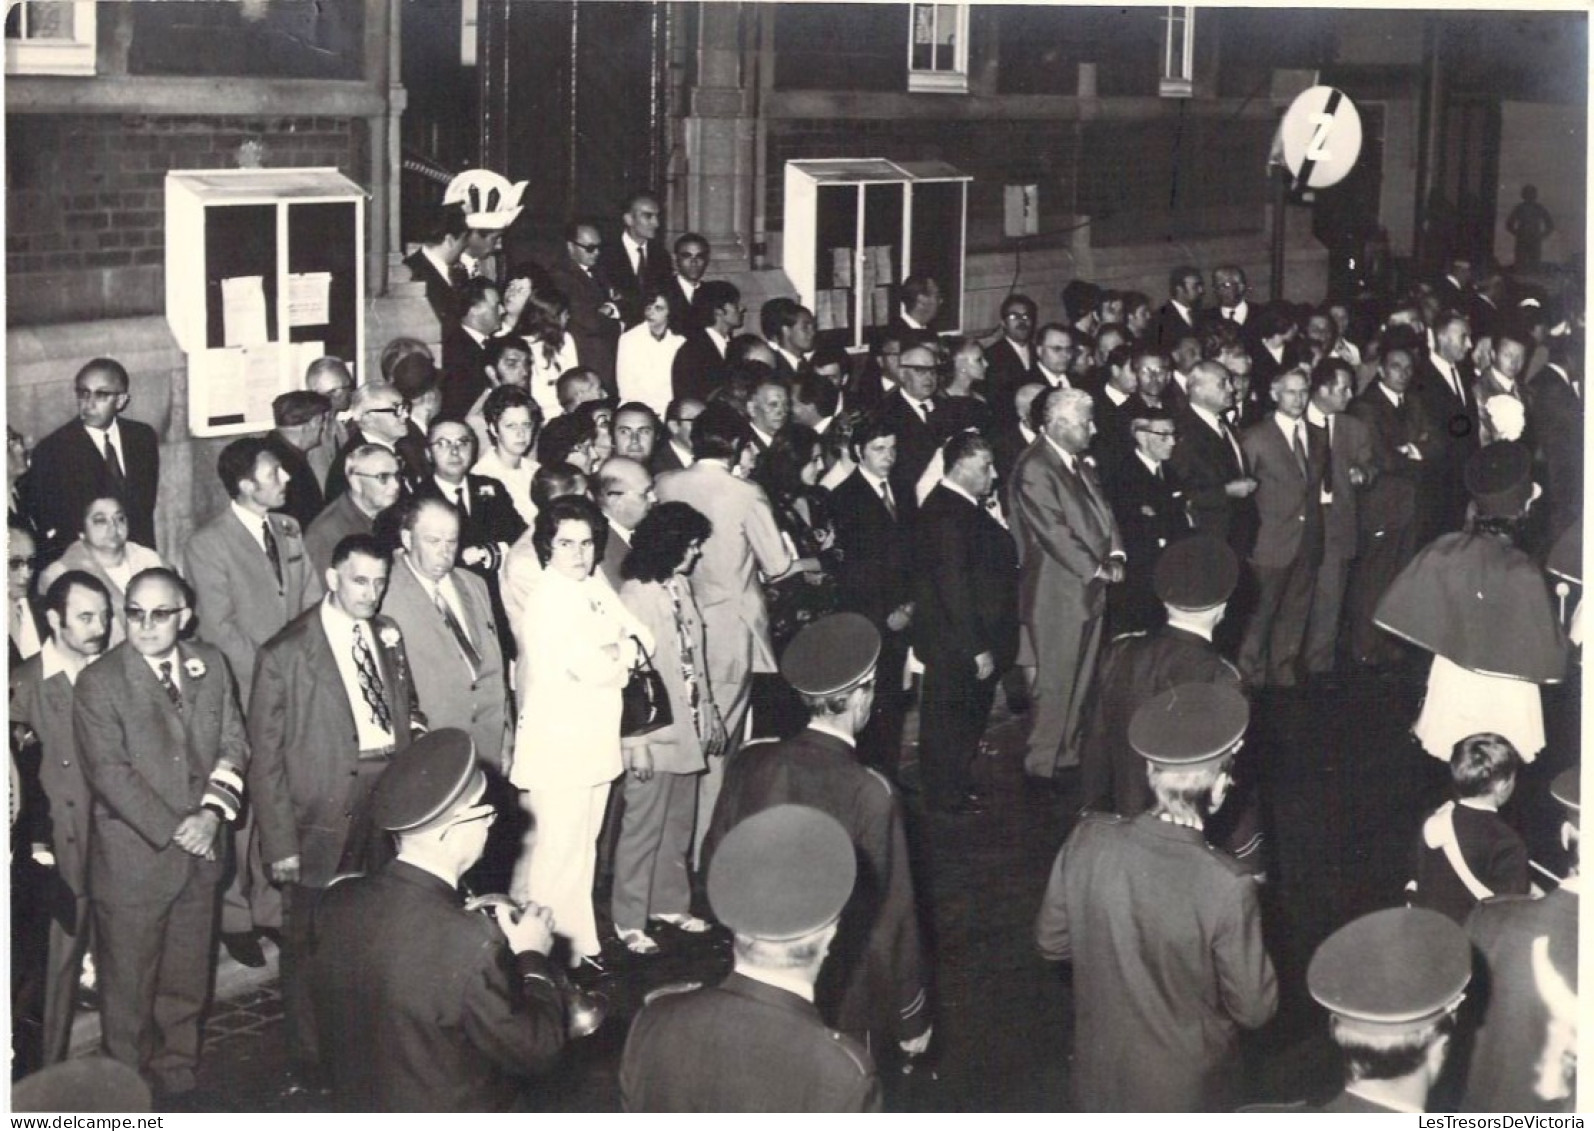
xmin=184 ymin=437 xmax=326 ymax=957
xmin=1302 ymin=359 xmax=1375 ymax=678
xmin=8 ymin=524 xmax=47 ymax=668
xmin=1008 ymin=387 xmax=1125 ymax=781
xmin=1346 ymin=339 xmax=1437 ymax=667
xmin=991 ymin=383 xmax=1043 ymax=490
xmin=75 ymin=568 xmax=250 ymax=1098
xmin=383 ymin=501 xmax=509 ymax=775
xmin=1247 ymin=303 xmax=1305 ymax=391
xmin=664 ymin=232 xmax=711 ymax=332
xmin=912 ymin=434 xmax=1019 ymax=815
xmin=414 ymin=418 xmax=527 ymax=657
xmin=1238 ymin=367 xmax=1326 ymax=688
xmin=266 ymin=391 xmax=331 ymax=531
xmin=308 ymin=730 xmax=565 ymax=1112
xmin=1528 ymin=340 xmax=1582 ymax=545
xmin=1037 ymin=684 xmax=1276 ymax=1111
xmin=402 ymin=202 xmax=470 ymax=333
xmin=545 ymin=219 xmax=622 ymax=394
xmin=672 ymin=281 xmax=743 ymax=404
xmin=874 ymin=341 xmax=952 ymax=521
xmin=705 ymin=615 xmax=932 ymax=1056
xmin=888 ymin=273 xmax=943 ymax=342
xmin=440 ymin=278 xmax=502 ymax=422
xmin=761 ymin=298 xmax=817 ymax=382
xmin=1090 ymin=344 xmax=1140 ymax=483
xmin=1414 ymin=313 xmax=1479 ymax=541
xmin=828 ymin=417 xmax=912 ymax=774
xmin=324 ymin=381 xmax=428 ymax=502
xmin=1105 ymin=408 xmax=1189 ymax=636
xmin=605 ymin=192 xmax=672 ymax=328
xmin=1154 ymin=265 xmax=1205 ymax=351
xmin=651 ymin=398 xmax=701 ymax=476
xmin=248 ymin=534 xmax=425 ymax=1084
xmin=1167 ymin=361 xmax=1258 ymax=557
xmin=622 ymin=805 xmax=880 ymax=1112
xmin=25 ymin=359 xmax=159 ymax=561
xmin=595 ymin=455 xmax=653 ymax=591
xmin=11 ymin=571 xmax=112 ymax=1066
xmin=986 ymin=294 xmax=1039 ymax=422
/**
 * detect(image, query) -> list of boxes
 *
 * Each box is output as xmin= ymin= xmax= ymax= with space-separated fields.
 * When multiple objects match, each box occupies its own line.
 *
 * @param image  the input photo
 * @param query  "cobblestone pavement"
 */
xmin=51 ymin=664 xmax=1582 ymax=1112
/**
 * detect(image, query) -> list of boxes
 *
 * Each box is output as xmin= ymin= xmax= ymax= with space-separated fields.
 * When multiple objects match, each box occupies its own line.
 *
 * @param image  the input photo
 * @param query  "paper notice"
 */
xmin=814 ymin=289 xmax=835 ymax=332
xmin=871 ymin=245 xmax=895 ymax=286
xmin=831 ymin=248 xmax=853 ymax=289
xmin=241 ymin=344 xmax=284 ymax=423
xmin=287 ymin=272 xmax=333 ymax=327
xmin=221 ymin=275 xmax=268 ymax=347
xmin=870 ymin=284 xmax=893 ymax=327
xmin=832 ymin=288 xmax=852 ymax=329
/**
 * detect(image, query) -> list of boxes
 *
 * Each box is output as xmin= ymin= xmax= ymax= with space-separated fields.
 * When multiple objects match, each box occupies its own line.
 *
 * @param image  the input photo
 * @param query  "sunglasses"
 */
xmin=572 ymin=242 xmax=602 ymax=253
xmin=125 ymin=605 xmax=186 ymax=627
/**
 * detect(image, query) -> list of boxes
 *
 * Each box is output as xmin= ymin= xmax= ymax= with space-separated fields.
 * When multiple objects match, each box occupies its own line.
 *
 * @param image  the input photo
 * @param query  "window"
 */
xmin=908 ymin=3 xmax=968 ymax=94
xmin=5 ymin=1 xmax=96 ymax=76
xmin=1160 ymin=5 xmax=1194 ymax=99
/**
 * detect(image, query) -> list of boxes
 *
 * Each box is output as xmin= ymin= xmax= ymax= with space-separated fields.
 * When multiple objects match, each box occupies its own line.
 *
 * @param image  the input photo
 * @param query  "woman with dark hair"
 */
xmin=753 ymin=424 xmax=841 ymax=651
xmin=502 ymin=462 xmax=591 ymax=656
xmin=472 ymin=384 xmax=541 ymax=524
xmin=536 ymin=411 xmax=598 ymax=472
xmin=617 ymin=284 xmax=685 ymax=415
xmin=36 ymin=495 xmax=166 ymax=647
xmin=518 ymin=286 xmax=581 ymax=421
xmin=510 ymin=495 xmax=652 ymax=969
xmin=610 ymin=501 xmax=724 ymax=954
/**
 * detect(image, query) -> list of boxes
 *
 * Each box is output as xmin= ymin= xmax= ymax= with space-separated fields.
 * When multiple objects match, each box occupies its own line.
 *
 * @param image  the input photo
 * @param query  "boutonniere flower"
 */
xmin=183 ymin=657 xmax=207 ymax=679
xmin=478 ymin=483 xmax=496 ymax=497
xmin=379 ymin=626 xmax=401 ymax=649
xmin=1483 ymin=395 xmax=1525 ymax=442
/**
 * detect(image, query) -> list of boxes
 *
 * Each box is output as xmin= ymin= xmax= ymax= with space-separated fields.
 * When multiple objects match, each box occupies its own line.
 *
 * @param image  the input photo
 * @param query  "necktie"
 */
xmin=635 ymin=242 xmax=648 ymax=279
xmin=1222 ymin=307 xmax=1235 ymax=321
xmin=158 ymin=660 xmax=183 ymax=711
xmin=103 ymin=434 xmax=125 ymax=489
xmin=455 ymin=486 xmax=470 ymax=516
xmin=1221 ymin=420 xmax=1244 ymax=472
xmin=1292 ymin=424 xmax=1309 ymax=480
xmin=262 ymin=521 xmax=283 ymax=589
xmin=916 ymin=399 xmax=934 ymax=424
xmin=879 ymin=480 xmax=897 ymax=520
xmin=1321 ymin=419 xmax=1335 ymax=501
xmin=448 ymin=262 xmax=468 ymax=289
xmin=352 ymin=623 xmax=392 ymax=732
xmin=434 ymin=587 xmax=483 ymax=676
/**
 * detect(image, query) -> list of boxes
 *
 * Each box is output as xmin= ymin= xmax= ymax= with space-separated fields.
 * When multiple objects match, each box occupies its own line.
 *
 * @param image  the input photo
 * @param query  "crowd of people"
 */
xmin=5 ymin=175 xmax=1583 ymax=1113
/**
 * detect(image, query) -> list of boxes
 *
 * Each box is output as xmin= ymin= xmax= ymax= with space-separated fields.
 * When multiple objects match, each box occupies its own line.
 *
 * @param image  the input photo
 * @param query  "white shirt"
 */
xmin=622 ymin=231 xmax=650 ymax=276
xmin=1428 ymin=351 xmax=1463 ymax=399
xmin=899 ymin=310 xmax=927 ymax=331
xmin=230 ymin=500 xmax=272 ymax=554
xmin=1037 ymin=366 xmax=1070 ymax=390
xmin=1171 ymin=299 xmax=1195 ymax=326
xmin=1193 ymin=403 xmax=1245 ymax=467
xmin=808 ymin=718 xmax=857 ymax=748
xmin=902 ymin=393 xmax=936 ymax=424
xmin=668 ymin=439 xmax=695 ymax=469
xmin=705 ymin=327 xmax=729 ymax=358
xmin=1104 ymin=384 xmax=1132 ymax=407
xmin=1220 ymin=298 xmax=1250 ymax=325
xmin=40 ymin=636 xmax=91 ymax=686
xmin=1378 ymin=381 xmax=1403 ymax=409
xmin=1134 ymin=449 xmax=1165 ymax=479
xmin=751 ymin=424 xmax=776 ymax=450
xmin=772 ymin=343 xmax=805 ymax=373
xmin=1043 ymin=433 xmax=1078 ymax=474
xmin=858 ymin=467 xmax=894 ymax=509
xmin=616 ymin=323 xmax=684 ymax=415
xmin=1003 ymin=338 xmax=1032 ymax=369
xmin=420 ymin=245 xmax=455 ymax=284
xmin=320 ymin=598 xmax=396 ymax=749
xmin=675 ymin=276 xmax=698 ymax=306
xmin=83 ymin=420 xmax=125 ymax=473
xmin=1273 ymin=413 xmax=1308 ymax=461
xmin=434 ymin=475 xmax=471 ymax=514
xmin=141 ymin=650 xmax=181 ymax=696
xmin=463 ymin=324 xmax=491 ymax=350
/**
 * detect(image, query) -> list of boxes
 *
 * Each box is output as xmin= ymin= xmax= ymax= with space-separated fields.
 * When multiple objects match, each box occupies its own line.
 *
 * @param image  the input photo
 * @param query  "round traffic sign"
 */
xmin=1279 ymin=86 xmax=1363 ymax=190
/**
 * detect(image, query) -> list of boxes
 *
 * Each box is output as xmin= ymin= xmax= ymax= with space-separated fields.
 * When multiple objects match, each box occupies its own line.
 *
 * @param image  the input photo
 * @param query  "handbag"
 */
xmin=620 ymin=636 xmax=673 ymax=738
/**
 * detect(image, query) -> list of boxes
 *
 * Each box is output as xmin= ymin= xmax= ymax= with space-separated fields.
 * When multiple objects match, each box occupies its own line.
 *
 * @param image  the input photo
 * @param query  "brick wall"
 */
xmin=6 ymin=113 xmax=367 ymax=326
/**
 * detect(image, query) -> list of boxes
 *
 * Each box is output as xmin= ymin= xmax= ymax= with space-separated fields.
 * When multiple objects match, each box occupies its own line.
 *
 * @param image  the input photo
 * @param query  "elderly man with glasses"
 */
xmin=306 ymin=445 xmax=406 ymax=576
xmin=323 ymin=380 xmax=428 ymax=502
xmin=24 ymin=358 xmax=160 ymax=564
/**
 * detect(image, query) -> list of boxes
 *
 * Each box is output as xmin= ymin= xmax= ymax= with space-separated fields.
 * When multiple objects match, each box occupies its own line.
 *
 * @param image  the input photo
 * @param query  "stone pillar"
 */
xmin=681 ymin=2 xmax=756 ymax=264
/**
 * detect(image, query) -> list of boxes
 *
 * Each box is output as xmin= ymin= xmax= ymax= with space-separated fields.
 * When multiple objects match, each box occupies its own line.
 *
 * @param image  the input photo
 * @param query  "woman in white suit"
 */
xmin=511 ymin=494 xmax=653 ymax=968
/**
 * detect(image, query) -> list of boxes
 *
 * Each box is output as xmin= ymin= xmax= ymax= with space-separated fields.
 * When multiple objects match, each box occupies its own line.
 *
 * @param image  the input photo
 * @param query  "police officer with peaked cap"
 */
xmin=620 ymin=804 xmax=882 ymax=1111
xmin=1079 ymin=536 xmax=1263 ymax=870
xmin=306 ymin=729 xmax=567 ymax=1111
xmin=705 ymin=613 xmax=933 ymax=1055
xmin=1038 ymin=682 xmax=1277 ymax=1111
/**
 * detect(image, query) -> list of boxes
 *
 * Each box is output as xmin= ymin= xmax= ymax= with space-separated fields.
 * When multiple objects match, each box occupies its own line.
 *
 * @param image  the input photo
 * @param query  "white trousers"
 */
xmin=520 ymin=782 xmax=612 ymax=960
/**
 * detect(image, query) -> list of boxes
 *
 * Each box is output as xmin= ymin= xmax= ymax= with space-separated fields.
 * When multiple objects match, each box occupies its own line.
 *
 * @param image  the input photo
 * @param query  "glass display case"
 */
xmin=783 ymin=158 xmax=970 ymax=351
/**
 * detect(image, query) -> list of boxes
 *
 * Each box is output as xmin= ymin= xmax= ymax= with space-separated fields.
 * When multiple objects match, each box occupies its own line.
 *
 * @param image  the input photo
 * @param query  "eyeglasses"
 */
xmin=352 ymin=470 xmax=401 ymax=485
xmin=74 ymin=387 xmax=122 ymax=402
xmin=1137 ymin=428 xmax=1178 ymax=439
xmin=1003 ymin=311 xmax=1033 ymax=320
xmin=125 ymin=605 xmax=186 ymax=627
xmin=364 ymin=404 xmax=409 ymax=418
xmin=7 ymin=556 xmax=34 ymax=571
xmin=572 ymin=242 xmax=602 ymax=253
xmin=429 ymin=438 xmax=473 ymax=453
xmin=899 ymin=364 xmax=939 ymax=375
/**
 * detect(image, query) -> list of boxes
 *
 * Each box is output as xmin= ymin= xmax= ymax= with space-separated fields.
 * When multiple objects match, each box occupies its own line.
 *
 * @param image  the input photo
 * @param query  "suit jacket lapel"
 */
xmin=306 ymin=611 xmax=360 ymax=737
xmin=124 ymin=645 xmax=186 ymax=751
xmin=223 ymin=507 xmax=282 ymax=598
